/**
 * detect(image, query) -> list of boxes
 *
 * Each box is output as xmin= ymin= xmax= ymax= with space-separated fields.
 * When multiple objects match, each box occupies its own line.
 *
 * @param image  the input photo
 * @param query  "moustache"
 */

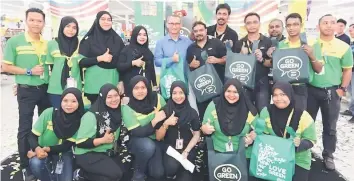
xmin=218 ymin=19 xmax=225 ymax=21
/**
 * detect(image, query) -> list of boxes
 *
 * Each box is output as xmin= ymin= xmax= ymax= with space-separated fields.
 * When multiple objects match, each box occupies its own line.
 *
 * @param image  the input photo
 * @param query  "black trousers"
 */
xmin=244 ymin=76 xmax=271 ymax=112
xmin=17 ymin=84 xmax=50 ymax=168
xmin=163 ymin=149 xmax=196 ymax=181
xmin=306 ymin=85 xmax=340 ymax=158
xmin=85 ymin=93 xmax=98 ymax=104
xmin=292 ymin=84 xmax=308 ymax=110
xmin=75 ymin=152 xmax=123 ymax=181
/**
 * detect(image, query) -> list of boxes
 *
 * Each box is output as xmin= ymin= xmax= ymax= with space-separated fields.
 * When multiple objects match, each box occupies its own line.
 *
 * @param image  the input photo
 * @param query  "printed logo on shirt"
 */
xmin=214 ymin=164 xmax=242 ymax=181
xmin=208 ymin=48 xmax=213 ymax=50
xmin=260 ymin=47 xmax=265 ymax=49
xmin=229 ymin=61 xmax=252 ymax=84
xmin=194 ymin=74 xmax=216 ymax=95
xmin=277 ymin=56 xmax=303 ymax=80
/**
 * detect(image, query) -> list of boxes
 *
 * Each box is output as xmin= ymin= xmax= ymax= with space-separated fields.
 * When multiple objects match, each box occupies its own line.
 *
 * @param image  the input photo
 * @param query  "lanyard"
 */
xmin=178 ymin=126 xmax=181 ymax=139
xmin=58 ymin=139 xmax=63 ymax=160
xmin=281 ymin=109 xmax=294 ymax=138
xmin=64 ymin=48 xmax=79 ymax=77
xmin=30 ymin=41 xmax=45 ymax=65
xmin=214 ymin=31 xmax=225 ymax=42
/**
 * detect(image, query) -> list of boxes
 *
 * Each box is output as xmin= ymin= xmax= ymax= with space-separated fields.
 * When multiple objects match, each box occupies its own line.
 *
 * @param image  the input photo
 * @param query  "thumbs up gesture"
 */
xmin=240 ymin=42 xmax=249 ymax=55
xmin=172 ymin=51 xmax=179 ymax=62
xmin=101 ymin=129 xmax=115 ymax=144
xmin=132 ymin=55 xmax=145 ymax=67
xmin=165 ymin=111 xmax=178 ymax=126
xmin=202 ymin=119 xmax=215 ymax=135
xmin=190 ymin=55 xmax=200 ymax=69
xmin=98 ymin=48 xmax=113 ymax=63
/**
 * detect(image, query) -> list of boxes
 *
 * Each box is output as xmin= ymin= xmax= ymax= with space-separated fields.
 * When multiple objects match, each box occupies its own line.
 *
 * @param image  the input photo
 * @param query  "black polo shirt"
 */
xmin=336 ymin=33 xmax=351 ymax=45
xmin=207 ymin=25 xmax=238 ymax=53
xmin=186 ymin=37 xmax=227 ymax=82
xmin=235 ymin=33 xmax=272 ymax=82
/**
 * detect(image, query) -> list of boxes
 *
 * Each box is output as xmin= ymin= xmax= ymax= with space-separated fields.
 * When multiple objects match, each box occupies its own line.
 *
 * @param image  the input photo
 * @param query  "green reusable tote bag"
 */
xmin=160 ymin=57 xmax=186 ymax=99
xmin=225 ymin=53 xmax=257 ymax=89
xmin=249 ymin=117 xmax=296 ymax=181
xmin=207 ymin=137 xmax=248 ymax=181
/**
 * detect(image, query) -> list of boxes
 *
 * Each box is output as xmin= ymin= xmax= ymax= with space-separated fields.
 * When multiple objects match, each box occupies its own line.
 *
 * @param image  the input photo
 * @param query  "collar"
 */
xmin=25 ymin=32 xmax=44 ymax=43
xmin=167 ymin=34 xmax=182 ymax=41
xmin=284 ymin=37 xmax=300 ymax=44
xmin=242 ymin=33 xmax=265 ymax=42
xmin=213 ymin=24 xmax=230 ymax=34
xmin=319 ymin=36 xmax=336 ymax=45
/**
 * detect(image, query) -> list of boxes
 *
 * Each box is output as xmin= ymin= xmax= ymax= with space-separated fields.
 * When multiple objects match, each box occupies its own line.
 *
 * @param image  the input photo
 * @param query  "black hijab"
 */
xmin=269 ymin=81 xmax=302 ymax=138
xmin=52 ymin=88 xmax=84 ymax=139
xmin=55 ymin=16 xmax=79 ymax=90
xmin=89 ymin=84 xmax=122 ymax=137
xmin=128 ymin=75 xmax=158 ymax=114
xmin=163 ymin=81 xmax=199 ymax=126
xmin=79 ymin=11 xmax=124 ymax=69
xmin=128 ymin=25 xmax=154 ymax=65
xmin=213 ymin=79 xmax=258 ymax=136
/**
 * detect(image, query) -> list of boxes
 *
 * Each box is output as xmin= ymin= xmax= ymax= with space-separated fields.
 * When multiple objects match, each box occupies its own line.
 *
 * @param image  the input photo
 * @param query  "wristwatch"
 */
xmin=340 ymin=86 xmax=348 ymax=92
xmin=26 ymin=68 xmax=32 ymax=76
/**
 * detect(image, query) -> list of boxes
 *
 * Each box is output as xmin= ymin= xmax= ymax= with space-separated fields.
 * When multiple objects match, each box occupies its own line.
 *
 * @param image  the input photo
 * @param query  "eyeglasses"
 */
xmin=245 ymin=21 xmax=259 ymax=25
xmin=168 ymin=23 xmax=181 ymax=26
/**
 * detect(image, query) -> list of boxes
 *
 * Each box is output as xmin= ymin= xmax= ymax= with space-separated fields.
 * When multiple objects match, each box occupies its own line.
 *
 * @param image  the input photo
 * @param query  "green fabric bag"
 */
xmin=160 ymin=57 xmax=186 ymax=99
xmin=249 ymin=118 xmax=296 ymax=181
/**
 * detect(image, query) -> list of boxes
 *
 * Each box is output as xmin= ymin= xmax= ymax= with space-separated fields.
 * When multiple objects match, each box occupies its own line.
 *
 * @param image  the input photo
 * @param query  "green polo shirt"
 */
xmin=259 ymin=107 xmax=317 ymax=170
xmin=3 ymin=32 xmax=49 ymax=86
xmin=122 ymin=94 xmax=166 ymax=140
xmin=46 ymin=40 xmax=83 ymax=95
xmin=74 ymin=111 xmax=121 ymax=155
xmin=32 ymin=108 xmax=77 ymax=147
xmin=202 ymin=102 xmax=258 ymax=158
xmin=310 ymin=38 xmax=353 ymax=88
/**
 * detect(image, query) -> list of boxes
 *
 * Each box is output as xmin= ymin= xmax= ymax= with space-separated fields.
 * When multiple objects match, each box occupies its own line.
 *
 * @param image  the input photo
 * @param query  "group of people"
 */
xmin=1 ymin=2 xmax=353 ymax=181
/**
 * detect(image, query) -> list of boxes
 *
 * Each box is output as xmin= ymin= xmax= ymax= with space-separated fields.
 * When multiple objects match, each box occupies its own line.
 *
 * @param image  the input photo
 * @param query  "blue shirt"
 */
xmin=154 ymin=34 xmax=192 ymax=68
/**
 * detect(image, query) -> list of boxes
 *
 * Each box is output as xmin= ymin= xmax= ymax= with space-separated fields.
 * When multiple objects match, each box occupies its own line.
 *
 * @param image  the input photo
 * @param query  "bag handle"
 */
xmin=253 ymin=118 xmax=267 ymax=135
xmin=206 ymin=136 xmax=215 ymax=151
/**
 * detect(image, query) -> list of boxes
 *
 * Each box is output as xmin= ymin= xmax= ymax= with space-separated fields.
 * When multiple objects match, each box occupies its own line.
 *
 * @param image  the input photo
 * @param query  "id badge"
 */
xmin=66 ymin=77 xmax=77 ymax=88
xmin=176 ymin=139 xmax=184 ymax=150
xmin=55 ymin=160 xmax=64 ymax=174
xmin=225 ymin=141 xmax=233 ymax=152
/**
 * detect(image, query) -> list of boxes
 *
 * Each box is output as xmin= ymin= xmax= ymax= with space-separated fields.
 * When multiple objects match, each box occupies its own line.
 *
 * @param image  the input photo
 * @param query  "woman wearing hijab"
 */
xmin=118 ymin=26 xmax=157 ymax=95
xmin=46 ymin=16 xmax=82 ymax=108
xmin=74 ymin=84 xmax=125 ymax=181
xmin=258 ymin=81 xmax=316 ymax=181
xmin=201 ymin=78 xmax=258 ymax=155
xmin=155 ymin=81 xmax=200 ymax=181
xmin=122 ymin=75 xmax=166 ymax=181
xmin=79 ymin=11 xmax=125 ymax=104
xmin=27 ymin=88 xmax=84 ymax=181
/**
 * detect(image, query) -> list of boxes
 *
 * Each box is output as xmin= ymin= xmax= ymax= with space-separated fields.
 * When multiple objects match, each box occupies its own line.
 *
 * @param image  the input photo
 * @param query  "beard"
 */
xmin=217 ymin=19 xmax=226 ymax=25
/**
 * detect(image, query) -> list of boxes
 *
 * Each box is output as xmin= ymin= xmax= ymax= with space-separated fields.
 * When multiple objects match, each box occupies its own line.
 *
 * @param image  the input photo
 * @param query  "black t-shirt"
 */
xmin=336 ymin=33 xmax=351 ymax=45
xmin=207 ymin=25 xmax=239 ymax=53
xmin=186 ymin=37 xmax=227 ymax=82
xmin=235 ymin=34 xmax=272 ymax=82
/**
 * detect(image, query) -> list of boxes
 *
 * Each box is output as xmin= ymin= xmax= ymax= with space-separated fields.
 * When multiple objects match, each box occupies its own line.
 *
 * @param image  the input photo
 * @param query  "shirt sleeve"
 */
xmin=297 ymin=111 xmax=317 ymax=144
xmin=121 ymin=105 xmax=140 ymax=131
xmin=202 ymin=102 xmax=216 ymax=125
xmin=32 ymin=108 xmax=52 ymax=136
xmin=75 ymin=112 xmax=97 ymax=144
xmin=158 ymin=94 xmax=167 ymax=108
xmin=154 ymin=39 xmax=173 ymax=68
xmin=45 ymin=42 xmax=54 ymax=64
xmin=3 ymin=37 xmax=16 ymax=65
xmin=231 ymin=32 xmax=239 ymax=53
xmin=191 ymin=112 xmax=201 ymax=131
xmin=341 ymin=47 xmax=354 ymax=69
xmin=117 ymin=48 xmax=132 ymax=72
xmin=186 ymin=45 xmax=194 ymax=64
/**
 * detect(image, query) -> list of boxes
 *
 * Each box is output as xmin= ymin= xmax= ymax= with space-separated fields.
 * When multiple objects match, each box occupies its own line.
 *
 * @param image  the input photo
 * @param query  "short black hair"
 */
xmin=286 ymin=13 xmax=302 ymax=23
xmin=244 ymin=12 xmax=260 ymax=23
xmin=318 ymin=14 xmax=333 ymax=24
xmin=337 ymin=18 xmax=347 ymax=26
xmin=192 ymin=21 xmax=207 ymax=30
xmin=26 ymin=8 xmax=45 ymax=21
xmin=216 ymin=3 xmax=231 ymax=15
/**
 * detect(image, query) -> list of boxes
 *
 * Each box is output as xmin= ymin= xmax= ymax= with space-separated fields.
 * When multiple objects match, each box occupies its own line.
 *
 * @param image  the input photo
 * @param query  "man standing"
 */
xmin=2 ymin=8 xmax=50 ymax=181
xmin=307 ymin=14 xmax=353 ymax=170
xmin=268 ymin=13 xmax=323 ymax=109
xmin=335 ymin=18 xmax=351 ymax=45
xmin=207 ymin=3 xmax=238 ymax=52
xmin=237 ymin=12 xmax=272 ymax=111
xmin=342 ymin=24 xmax=354 ymax=122
xmin=268 ymin=18 xmax=286 ymax=41
xmin=187 ymin=21 xmax=226 ymax=119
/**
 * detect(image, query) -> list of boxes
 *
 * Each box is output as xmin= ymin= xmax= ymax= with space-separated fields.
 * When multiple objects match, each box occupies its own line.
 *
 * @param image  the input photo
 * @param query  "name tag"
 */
xmin=225 ymin=141 xmax=233 ymax=152
xmin=55 ymin=160 xmax=64 ymax=174
xmin=176 ymin=139 xmax=184 ymax=150
xmin=67 ymin=77 xmax=77 ymax=88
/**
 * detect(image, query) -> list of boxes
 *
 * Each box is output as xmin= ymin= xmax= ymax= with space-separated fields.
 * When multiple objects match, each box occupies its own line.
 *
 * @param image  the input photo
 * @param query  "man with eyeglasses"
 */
xmin=268 ymin=13 xmax=323 ymax=109
xmin=236 ymin=12 xmax=272 ymax=111
xmin=207 ymin=3 xmax=238 ymax=52
xmin=268 ymin=18 xmax=286 ymax=41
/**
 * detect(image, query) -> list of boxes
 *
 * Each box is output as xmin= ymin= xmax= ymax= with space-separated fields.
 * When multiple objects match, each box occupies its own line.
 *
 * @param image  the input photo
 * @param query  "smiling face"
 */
xmin=245 ymin=15 xmax=260 ymax=34
xmin=269 ymin=20 xmax=283 ymax=37
xmin=216 ymin=8 xmax=229 ymax=26
xmin=224 ymin=85 xmax=239 ymax=104
xmin=193 ymin=24 xmax=207 ymax=41
xmin=106 ymin=89 xmax=120 ymax=109
xmin=99 ymin=14 xmax=112 ymax=31
xmin=167 ymin=16 xmax=182 ymax=35
xmin=61 ymin=93 xmax=79 ymax=114
xmin=286 ymin=18 xmax=302 ymax=37
xmin=172 ymin=87 xmax=186 ymax=105
xmin=272 ymin=88 xmax=291 ymax=109
xmin=63 ymin=22 xmax=77 ymax=38
xmin=137 ymin=28 xmax=147 ymax=45
xmin=132 ymin=81 xmax=148 ymax=101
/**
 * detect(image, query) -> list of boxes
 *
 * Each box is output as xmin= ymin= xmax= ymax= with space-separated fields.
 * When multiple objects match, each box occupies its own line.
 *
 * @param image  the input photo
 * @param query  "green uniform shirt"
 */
xmin=3 ymin=32 xmax=49 ymax=86
xmin=310 ymin=38 xmax=353 ymax=88
xmin=46 ymin=40 xmax=83 ymax=94
xmin=260 ymin=107 xmax=317 ymax=170
xmin=202 ymin=102 xmax=258 ymax=158
xmin=82 ymin=57 xmax=119 ymax=94
xmin=32 ymin=108 xmax=77 ymax=147
xmin=122 ymin=94 xmax=166 ymax=139
xmin=74 ymin=111 xmax=121 ymax=155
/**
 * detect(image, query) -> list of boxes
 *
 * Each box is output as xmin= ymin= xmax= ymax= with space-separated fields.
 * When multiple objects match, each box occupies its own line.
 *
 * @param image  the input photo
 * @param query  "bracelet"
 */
xmin=311 ymin=60 xmax=317 ymax=63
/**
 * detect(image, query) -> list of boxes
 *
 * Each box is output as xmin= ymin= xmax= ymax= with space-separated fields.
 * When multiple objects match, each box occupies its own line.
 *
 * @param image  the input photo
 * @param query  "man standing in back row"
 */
xmin=2 ymin=8 xmax=50 ymax=181
xmin=207 ymin=3 xmax=239 ymax=52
